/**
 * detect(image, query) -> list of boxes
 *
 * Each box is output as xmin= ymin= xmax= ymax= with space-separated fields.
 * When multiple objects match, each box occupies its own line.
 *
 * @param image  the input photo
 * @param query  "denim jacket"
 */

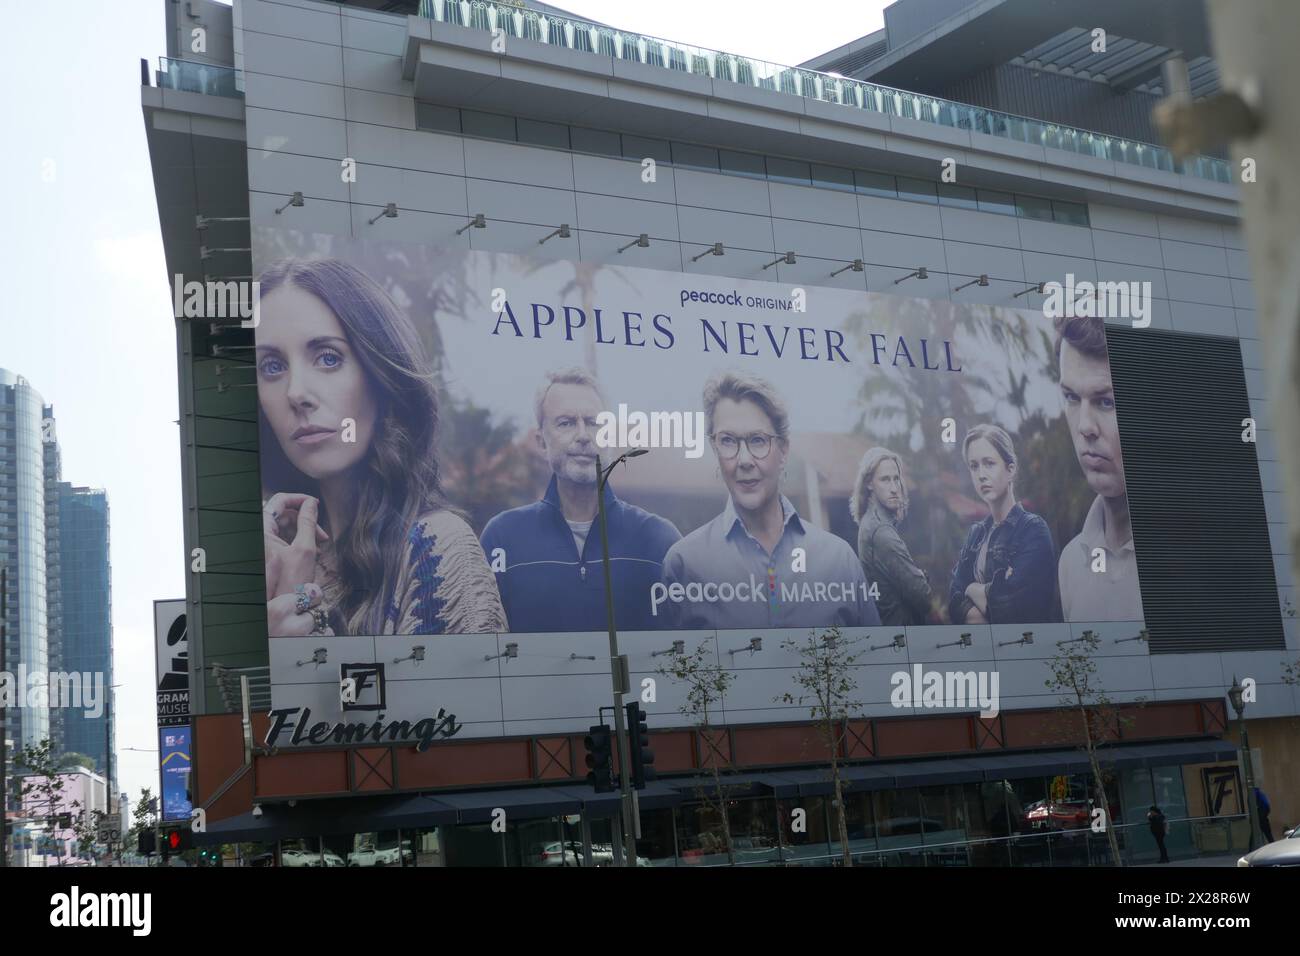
xmin=947 ymin=503 xmax=1058 ymax=624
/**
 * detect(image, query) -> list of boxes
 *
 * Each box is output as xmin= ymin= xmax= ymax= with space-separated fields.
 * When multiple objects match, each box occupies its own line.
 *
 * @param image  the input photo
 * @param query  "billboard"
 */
xmin=159 ymin=727 xmax=192 ymax=822
xmin=252 ymin=227 xmax=1144 ymax=739
xmin=153 ymin=599 xmax=189 ymax=727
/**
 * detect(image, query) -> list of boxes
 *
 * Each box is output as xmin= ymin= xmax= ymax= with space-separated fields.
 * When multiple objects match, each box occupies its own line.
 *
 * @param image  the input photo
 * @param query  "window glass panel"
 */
xmin=965 ymin=781 xmax=1013 ymax=866
xmin=622 ymin=134 xmax=671 ymax=165
xmin=677 ymin=796 xmax=732 ymax=866
xmin=896 ymin=177 xmax=938 ymax=203
xmin=442 ymin=823 xmax=506 ymax=867
xmin=766 ymin=156 xmax=812 ymax=185
xmin=918 ymin=786 xmax=971 ymax=866
xmin=936 ymin=183 xmax=978 ymax=209
xmin=778 ymin=797 xmax=832 ymax=863
xmin=728 ymin=798 xmax=780 ymax=865
xmin=570 ymin=127 xmax=622 ymax=158
xmin=1016 ymin=194 xmax=1054 ymax=221
xmin=635 ymin=808 xmax=677 ymax=866
xmin=461 ymin=110 xmax=516 ymax=141
xmin=519 ymin=817 xmax=570 ymax=867
xmin=719 ymin=149 xmax=767 ymax=179
xmin=811 ymin=163 xmax=855 ymax=192
xmin=854 ymin=170 xmax=898 ymax=198
xmin=871 ymin=788 xmax=925 ymax=858
xmin=517 ymin=119 xmax=569 ymax=149
xmin=840 ymin=792 xmax=877 ymax=862
xmin=407 ymin=827 xmax=444 ymax=867
xmin=1052 ymin=199 xmax=1089 ymax=226
xmin=976 ymin=189 xmax=1016 ymax=215
xmin=279 ymin=837 xmax=322 ymax=868
xmin=671 ymin=142 xmax=720 ymax=172
xmin=415 ymin=103 xmax=460 ymax=134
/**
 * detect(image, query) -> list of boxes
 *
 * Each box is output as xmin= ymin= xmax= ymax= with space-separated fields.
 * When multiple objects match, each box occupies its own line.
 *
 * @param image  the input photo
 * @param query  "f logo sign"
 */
xmin=339 ymin=663 xmax=386 ymax=711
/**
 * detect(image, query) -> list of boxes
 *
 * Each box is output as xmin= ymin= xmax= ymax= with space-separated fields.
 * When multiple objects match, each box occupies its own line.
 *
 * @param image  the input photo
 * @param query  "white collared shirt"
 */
xmin=1058 ymin=495 xmax=1144 ymax=622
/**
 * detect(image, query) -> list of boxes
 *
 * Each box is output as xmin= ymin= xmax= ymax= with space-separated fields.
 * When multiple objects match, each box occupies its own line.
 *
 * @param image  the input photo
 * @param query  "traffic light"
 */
xmin=583 ymin=724 xmax=614 ymax=793
xmin=625 ymin=702 xmax=656 ymax=790
xmin=165 ymin=828 xmax=192 ymax=854
xmin=138 ymin=829 xmax=156 ymax=856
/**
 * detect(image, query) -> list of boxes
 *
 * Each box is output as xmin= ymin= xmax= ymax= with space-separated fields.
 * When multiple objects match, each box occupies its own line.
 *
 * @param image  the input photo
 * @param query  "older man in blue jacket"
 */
xmin=480 ymin=369 xmax=681 ymax=634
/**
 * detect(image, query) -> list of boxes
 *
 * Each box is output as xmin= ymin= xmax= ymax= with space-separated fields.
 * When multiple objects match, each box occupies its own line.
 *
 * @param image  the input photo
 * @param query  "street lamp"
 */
xmin=1226 ymin=676 xmax=1263 ymax=850
xmin=595 ymin=449 xmax=648 ymax=867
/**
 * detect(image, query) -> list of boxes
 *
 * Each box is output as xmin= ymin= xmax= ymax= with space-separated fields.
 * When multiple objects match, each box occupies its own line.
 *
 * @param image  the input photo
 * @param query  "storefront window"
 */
xmin=871 ymin=788 xmax=926 ymax=864
xmin=778 ymin=796 xmax=832 ymax=864
xmin=443 ymin=823 xmax=507 ymax=867
xmin=728 ymin=798 xmax=780 ymax=865
xmin=918 ymin=785 xmax=969 ymax=865
xmin=636 ymin=808 xmax=678 ymax=866
xmin=279 ymin=837 xmax=323 ymax=868
xmin=676 ymin=795 xmax=736 ymax=867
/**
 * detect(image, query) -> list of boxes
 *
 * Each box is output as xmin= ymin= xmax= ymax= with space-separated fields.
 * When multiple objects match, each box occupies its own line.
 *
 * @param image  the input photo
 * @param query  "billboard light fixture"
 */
xmin=539 ymin=224 xmax=572 ymax=245
xmin=729 ymin=637 xmax=762 ymax=657
xmin=296 ymin=648 xmax=328 ymax=668
xmin=1115 ymin=629 xmax=1149 ymax=645
xmin=393 ymin=645 xmax=426 ymax=664
xmin=830 ymin=258 xmax=864 ymax=277
xmin=274 ymin=192 xmax=305 ymax=215
xmin=569 ymin=652 xmax=597 ymax=661
xmin=870 ymin=633 xmax=907 ymax=652
xmin=894 ymin=266 xmax=928 ymax=284
xmin=456 ymin=213 xmax=487 ymax=235
xmin=1058 ymin=629 xmax=1095 ymax=646
xmin=1013 ymin=281 xmax=1046 ymax=298
xmin=691 ymin=242 xmax=724 ymax=262
xmin=618 ymin=233 xmax=651 ymax=254
xmin=954 ymin=274 xmax=989 ymax=292
xmin=761 ymin=251 xmax=797 ymax=270
xmin=367 ymin=203 xmax=398 ymax=225
xmin=650 ymin=639 xmax=686 ymax=658
xmin=998 ymin=631 xmax=1034 ymax=647
xmin=485 ymin=642 xmax=519 ymax=662
xmin=937 ymin=632 xmax=973 ymax=649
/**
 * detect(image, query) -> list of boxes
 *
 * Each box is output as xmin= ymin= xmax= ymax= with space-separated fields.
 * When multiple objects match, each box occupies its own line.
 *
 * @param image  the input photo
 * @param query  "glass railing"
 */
xmin=417 ymin=0 xmax=1231 ymax=185
xmin=157 ymin=57 xmax=244 ymax=99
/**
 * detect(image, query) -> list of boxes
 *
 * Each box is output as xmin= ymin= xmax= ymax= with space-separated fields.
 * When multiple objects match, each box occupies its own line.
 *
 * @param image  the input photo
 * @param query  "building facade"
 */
xmin=143 ymin=0 xmax=1298 ymax=866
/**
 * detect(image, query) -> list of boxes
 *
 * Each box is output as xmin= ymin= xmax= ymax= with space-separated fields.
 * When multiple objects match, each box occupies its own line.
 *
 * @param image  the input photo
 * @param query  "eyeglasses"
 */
xmin=712 ymin=431 xmax=779 ymax=460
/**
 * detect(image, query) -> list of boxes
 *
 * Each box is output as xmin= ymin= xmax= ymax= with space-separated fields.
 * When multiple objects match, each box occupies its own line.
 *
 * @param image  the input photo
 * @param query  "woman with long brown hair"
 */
xmin=254 ymin=257 xmax=505 ymax=637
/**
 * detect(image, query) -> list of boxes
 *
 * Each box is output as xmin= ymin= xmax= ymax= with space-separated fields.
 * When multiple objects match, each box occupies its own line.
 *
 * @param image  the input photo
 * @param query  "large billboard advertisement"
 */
xmin=253 ymin=227 xmax=1144 ymax=739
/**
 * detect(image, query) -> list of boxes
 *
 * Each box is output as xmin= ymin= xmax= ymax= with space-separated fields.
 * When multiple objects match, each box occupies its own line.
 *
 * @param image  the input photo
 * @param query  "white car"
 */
xmin=1237 ymin=825 xmax=1300 ymax=867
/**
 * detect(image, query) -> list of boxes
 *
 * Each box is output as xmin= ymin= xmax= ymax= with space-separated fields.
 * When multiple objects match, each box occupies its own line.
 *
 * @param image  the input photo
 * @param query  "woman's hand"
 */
xmin=263 ymin=494 xmax=327 ymax=600
xmin=268 ymin=582 xmax=331 ymax=637
xmin=965 ymin=581 xmax=989 ymax=615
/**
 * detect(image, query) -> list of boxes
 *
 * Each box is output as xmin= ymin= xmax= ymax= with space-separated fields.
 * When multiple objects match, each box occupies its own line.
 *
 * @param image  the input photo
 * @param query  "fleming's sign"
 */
xmin=265 ymin=707 xmax=461 ymax=752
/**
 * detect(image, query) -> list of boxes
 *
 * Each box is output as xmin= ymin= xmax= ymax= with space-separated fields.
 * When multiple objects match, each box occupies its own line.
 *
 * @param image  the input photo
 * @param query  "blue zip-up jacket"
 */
xmin=480 ymin=476 xmax=682 ymax=633
xmin=947 ymin=503 xmax=1059 ymax=624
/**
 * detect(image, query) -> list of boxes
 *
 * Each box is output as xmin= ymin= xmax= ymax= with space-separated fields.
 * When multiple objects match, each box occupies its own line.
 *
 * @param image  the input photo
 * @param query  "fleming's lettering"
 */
xmin=265 ymin=706 xmax=461 ymax=752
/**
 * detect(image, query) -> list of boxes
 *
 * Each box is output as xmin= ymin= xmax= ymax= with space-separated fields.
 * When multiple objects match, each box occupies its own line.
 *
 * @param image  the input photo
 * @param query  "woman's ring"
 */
xmin=294 ymin=584 xmax=312 ymax=614
xmin=310 ymin=609 xmax=329 ymax=634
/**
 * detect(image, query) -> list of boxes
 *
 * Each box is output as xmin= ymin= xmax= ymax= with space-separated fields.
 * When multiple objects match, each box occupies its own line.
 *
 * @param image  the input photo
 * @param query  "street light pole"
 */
xmin=596 ymin=450 xmax=648 ymax=867
xmin=1227 ymin=676 xmax=1263 ymax=851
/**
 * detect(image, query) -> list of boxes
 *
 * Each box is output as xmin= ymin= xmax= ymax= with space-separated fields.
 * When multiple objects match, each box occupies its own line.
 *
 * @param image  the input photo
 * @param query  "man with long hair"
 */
xmin=480 ymin=368 xmax=680 ymax=633
xmin=850 ymin=447 xmax=932 ymax=626
xmin=1054 ymin=315 xmax=1143 ymax=622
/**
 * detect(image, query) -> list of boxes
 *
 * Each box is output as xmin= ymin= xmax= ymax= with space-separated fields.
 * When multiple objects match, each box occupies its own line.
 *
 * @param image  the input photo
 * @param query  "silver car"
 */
xmin=1237 ymin=825 xmax=1300 ymax=866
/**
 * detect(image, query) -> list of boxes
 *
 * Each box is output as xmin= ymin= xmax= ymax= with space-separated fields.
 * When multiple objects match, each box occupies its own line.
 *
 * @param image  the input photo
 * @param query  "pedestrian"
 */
xmin=1147 ymin=805 xmax=1169 ymax=863
xmin=1255 ymin=787 xmax=1275 ymax=843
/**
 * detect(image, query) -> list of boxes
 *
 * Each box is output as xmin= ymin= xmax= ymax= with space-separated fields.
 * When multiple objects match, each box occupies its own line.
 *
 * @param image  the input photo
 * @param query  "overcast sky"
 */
xmin=0 ymin=0 xmax=889 ymax=809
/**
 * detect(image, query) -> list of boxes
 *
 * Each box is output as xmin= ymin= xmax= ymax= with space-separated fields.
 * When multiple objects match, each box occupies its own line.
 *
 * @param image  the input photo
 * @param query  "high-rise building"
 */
xmin=0 ymin=368 xmax=57 ymax=752
xmin=142 ymin=0 xmax=1297 ymax=866
xmin=54 ymin=485 xmax=113 ymax=793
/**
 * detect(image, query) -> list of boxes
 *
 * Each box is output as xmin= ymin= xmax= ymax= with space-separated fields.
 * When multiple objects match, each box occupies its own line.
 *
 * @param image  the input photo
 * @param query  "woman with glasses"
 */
xmin=659 ymin=371 xmax=879 ymax=630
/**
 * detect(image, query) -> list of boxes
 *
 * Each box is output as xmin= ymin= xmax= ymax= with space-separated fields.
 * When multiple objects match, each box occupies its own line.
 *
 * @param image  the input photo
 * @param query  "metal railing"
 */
xmin=157 ymin=57 xmax=244 ymax=99
xmin=417 ymin=0 xmax=1232 ymax=185
xmin=679 ymin=813 xmax=1251 ymax=867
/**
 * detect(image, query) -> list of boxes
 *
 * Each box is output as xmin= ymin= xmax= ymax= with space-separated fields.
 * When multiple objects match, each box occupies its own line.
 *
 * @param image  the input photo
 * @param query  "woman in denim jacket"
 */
xmin=947 ymin=424 xmax=1057 ymax=625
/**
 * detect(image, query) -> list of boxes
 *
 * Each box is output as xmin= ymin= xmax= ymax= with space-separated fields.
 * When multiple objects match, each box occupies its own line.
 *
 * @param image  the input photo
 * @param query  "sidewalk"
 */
xmin=1135 ymin=853 xmax=1241 ymax=867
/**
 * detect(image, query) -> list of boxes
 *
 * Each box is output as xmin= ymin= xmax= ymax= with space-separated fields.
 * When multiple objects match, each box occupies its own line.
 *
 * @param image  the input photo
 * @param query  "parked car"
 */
xmin=528 ymin=841 xmax=584 ymax=866
xmin=1237 ymin=825 xmax=1300 ymax=866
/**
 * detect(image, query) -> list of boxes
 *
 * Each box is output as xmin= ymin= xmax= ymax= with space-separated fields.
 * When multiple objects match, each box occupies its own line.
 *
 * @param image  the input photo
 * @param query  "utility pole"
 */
xmin=595 ymin=451 xmax=647 ymax=867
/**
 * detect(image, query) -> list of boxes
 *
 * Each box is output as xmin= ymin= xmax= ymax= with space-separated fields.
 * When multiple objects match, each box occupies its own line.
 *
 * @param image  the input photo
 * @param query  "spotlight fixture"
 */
xmin=367 ymin=203 xmax=398 ymax=225
xmin=761 ymin=251 xmax=797 ymax=270
xmin=937 ymin=632 xmax=973 ymax=649
xmin=998 ymin=631 xmax=1034 ymax=647
xmin=1013 ymin=281 xmax=1046 ymax=298
xmin=274 ymin=191 xmax=305 ymax=215
xmin=729 ymin=637 xmax=762 ymax=656
xmin=954 ymin=274 xmax=989 ymax=292
xmin=618 ymin=233 xmax=651 ymax=253
xmin=539 ymin=224 xmax=571 ymax=245
xmin=296 ymin=648 xmax=328 ymax=668
xmin=456 ymin=213 xmax=487 ymax=235
xmin=1115 ymin=628 xmax=1149 ymax=645
xmin=830 ymin=258 xmax=864 ymax=277
xmin=1058 ymin=629 xmax=1095 ymax=646
xmin=393 ymin=645 xmax=426 ymax=664
xmin=569 ymin=652 xmax=597 ymax=661
xmin=651 ymin=640 xmax=686 ymax=658
xmin=870 ymin=634 xmax=907 ymax=652
xmin=894 ymin=266 xmax=928 ymax=285
xmin=485 ymin=642 xmax=520 ymax=662
xmin=691 ymin=242 xmax=724 ymax=262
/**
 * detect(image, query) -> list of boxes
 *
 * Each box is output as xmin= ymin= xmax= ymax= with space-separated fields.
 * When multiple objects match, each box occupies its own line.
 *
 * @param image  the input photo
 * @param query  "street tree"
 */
xmin=778 ymin=626 xmax=864 ymax=867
